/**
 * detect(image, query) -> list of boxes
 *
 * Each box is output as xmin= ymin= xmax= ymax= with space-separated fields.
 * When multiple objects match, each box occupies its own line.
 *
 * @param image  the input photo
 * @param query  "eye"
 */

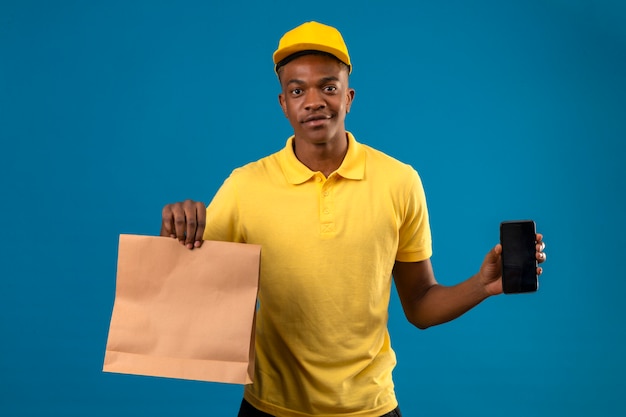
xmin=324 ymin=85 xmax=338 ymax=93
xmin=290 ymin=88 xmax=303 ymax=96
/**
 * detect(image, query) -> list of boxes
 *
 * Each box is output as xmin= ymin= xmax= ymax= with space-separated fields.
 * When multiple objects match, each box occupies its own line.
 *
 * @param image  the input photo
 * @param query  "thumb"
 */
xmin=483 ymin=244 xmax=502 ymax=265
xmin=479 ymin=244 xmax=504 ymax=296
xmin=481 ymin=244 xmax=503 ymax=277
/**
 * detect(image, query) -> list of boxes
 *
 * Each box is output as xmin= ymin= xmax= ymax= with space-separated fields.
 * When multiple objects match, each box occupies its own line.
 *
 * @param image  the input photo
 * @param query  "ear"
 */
xmin=278 ymin=93 xmax=288 ymax=117
xmin=345 ymin=88 xmax=355 ymax=114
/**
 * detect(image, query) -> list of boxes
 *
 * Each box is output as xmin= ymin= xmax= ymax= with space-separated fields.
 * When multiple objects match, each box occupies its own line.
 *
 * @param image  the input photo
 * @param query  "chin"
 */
xmin=299 ymin=130 xmax=334 ymax=144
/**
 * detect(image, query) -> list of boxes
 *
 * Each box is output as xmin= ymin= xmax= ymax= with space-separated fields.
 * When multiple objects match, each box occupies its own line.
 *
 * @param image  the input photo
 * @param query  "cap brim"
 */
xmin=273 ymin=43 xmax=351 ymax=72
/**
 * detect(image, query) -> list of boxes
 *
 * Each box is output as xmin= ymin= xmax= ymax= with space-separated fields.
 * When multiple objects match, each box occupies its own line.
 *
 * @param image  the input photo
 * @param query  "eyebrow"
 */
xmin=286 ymin=76 xmax=341 ymax=86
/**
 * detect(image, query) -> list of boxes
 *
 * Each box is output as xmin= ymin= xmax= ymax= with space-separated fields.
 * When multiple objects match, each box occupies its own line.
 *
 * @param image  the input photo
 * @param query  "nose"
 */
xmin=304 ymin=89 xmax=325 ymax=111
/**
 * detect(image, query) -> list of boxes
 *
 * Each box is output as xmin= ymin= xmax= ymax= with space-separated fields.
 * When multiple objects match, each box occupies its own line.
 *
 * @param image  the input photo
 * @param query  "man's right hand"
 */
xmin=160 ymin=200 xmax=206 ymax=249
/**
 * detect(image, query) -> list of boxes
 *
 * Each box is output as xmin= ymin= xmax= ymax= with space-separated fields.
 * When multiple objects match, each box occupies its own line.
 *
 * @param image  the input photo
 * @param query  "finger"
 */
xmin=536 ymin=240 xmax=546 ymax=252
xmin=537 ymin=251 xmax=547 ymax=263
xmin=160 ymin=205 xmax=176 ymax=238
xmin=182 ymin=200 xmax=199 ymax=248
xmin=537 ymin=266 xmax=543 ymax=276
xmin=484 ymin=244 xmax=502 ymax=270
xmin=160 ymin=205 xmax=171 ymax=237
xmin=171 ymin=203 xmax=188 ymax=243
xmin=192 ymin=201 xmax=206 ymax=247
xmin=535 ymin=233 xmax=546 ymax=264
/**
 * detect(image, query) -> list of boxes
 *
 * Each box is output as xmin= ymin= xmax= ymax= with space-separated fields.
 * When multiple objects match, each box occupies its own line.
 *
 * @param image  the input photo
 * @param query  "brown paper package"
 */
xmin=103 ymin=234 xmax=261 ymax=384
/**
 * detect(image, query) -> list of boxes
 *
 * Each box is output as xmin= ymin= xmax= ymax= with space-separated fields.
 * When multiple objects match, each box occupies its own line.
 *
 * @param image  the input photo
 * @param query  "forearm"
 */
xmin=406 ymin=274 xmax=492 ymax=329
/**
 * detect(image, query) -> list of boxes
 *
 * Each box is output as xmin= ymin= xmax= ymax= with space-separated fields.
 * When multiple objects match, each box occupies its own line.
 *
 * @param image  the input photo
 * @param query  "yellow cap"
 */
xmin=273 ymin=21 xmax=352 ymax=73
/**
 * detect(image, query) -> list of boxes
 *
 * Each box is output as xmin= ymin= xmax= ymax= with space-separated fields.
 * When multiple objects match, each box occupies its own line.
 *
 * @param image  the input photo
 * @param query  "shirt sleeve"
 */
xmin=395 ymin=168 xmax=433 ymax=263
xmin=202 ymin=172 xmax=245 ymax=243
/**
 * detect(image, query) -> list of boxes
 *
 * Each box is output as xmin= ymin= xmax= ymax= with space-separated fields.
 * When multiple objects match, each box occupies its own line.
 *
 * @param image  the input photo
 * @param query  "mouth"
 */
xmin=301 ymin=114 xmax=333 ymax=127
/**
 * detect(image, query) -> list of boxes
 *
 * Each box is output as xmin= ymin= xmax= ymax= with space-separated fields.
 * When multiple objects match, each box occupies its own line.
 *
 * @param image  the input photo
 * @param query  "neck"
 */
xmin=293 ymin=133 xmax=349 ymax=177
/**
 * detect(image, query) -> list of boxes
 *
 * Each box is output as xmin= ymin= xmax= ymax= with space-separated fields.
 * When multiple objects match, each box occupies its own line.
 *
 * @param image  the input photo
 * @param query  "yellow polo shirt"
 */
xmin=203 ymin=133 xmax=432 ymax=417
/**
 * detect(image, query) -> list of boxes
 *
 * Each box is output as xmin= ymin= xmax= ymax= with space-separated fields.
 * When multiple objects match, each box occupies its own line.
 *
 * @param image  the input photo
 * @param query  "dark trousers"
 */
xmin=237 ymin=398 xmax=403 ymax=417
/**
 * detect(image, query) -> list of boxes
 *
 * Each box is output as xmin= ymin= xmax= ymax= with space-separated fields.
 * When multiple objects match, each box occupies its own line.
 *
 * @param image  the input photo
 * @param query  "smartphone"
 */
xmin=500 ymin=220 xmax=538 ymax=294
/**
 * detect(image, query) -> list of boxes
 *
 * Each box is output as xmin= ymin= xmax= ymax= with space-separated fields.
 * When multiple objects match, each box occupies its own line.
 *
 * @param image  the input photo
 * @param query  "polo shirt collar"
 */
xmin=280 ymin=132 xmax=365 ymax=185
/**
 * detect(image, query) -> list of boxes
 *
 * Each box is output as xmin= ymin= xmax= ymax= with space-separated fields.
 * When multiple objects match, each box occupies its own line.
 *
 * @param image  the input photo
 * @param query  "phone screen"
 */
xmin=500 ymin=220 xmax=538 ymax=294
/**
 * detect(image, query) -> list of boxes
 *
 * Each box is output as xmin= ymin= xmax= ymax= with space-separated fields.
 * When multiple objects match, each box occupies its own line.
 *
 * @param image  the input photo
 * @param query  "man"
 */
xmin=160 ymin=22 xmax=546 ymax=417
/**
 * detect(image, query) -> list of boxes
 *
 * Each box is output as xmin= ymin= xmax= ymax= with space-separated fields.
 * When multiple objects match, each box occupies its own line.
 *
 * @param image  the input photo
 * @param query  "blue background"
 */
xmin=2 ymin=0 xmax=625 ymax=416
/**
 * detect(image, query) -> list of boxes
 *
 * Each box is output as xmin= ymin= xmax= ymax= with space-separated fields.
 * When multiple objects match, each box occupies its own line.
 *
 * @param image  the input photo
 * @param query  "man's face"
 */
xmin=278 ymin=54 xmax=355 ymax=146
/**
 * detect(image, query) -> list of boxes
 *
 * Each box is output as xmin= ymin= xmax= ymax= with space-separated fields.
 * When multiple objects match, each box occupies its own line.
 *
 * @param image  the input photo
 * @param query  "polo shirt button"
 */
xmin=323 ymin=208 xmax=330 ymax=214
xmin=323 ymin=191 xmax=329 ymax=197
